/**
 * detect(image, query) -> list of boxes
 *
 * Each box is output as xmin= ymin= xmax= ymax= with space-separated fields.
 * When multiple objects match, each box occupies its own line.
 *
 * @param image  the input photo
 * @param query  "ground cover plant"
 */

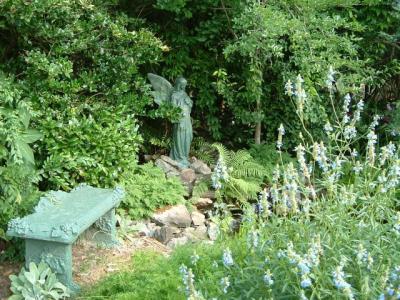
xmin=9 ymin=261 xmax=69 ymax=300
xmin=120 ymin=162 xmax=187 ymax=220
xmin=82 ymin=69 xmax=400 ymax=299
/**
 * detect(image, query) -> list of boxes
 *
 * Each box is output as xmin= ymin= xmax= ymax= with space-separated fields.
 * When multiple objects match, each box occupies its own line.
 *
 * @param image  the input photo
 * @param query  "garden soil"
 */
xmin=0 ymin=236 xmax=169 ymax=299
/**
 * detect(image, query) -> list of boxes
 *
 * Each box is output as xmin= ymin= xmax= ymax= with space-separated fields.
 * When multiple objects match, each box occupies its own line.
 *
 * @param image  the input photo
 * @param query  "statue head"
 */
xmin=175 ymin=76 xmax=187 ymax=90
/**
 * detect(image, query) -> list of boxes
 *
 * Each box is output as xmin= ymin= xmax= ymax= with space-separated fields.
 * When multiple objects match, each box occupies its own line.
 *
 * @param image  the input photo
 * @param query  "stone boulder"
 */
xmin=192 ymin=197 xmax=213 ymax=210
xmin=160 ymin=155 xmax=181 ymax=168
xmin=190 ymin=159 xmax=212 ymax=175
xmin=180 ymin=168 xmax=196 ymax=185
xmin=155 ymin=159 xmax=179 ymax=177
xmin=191 ymin=211 xmax=206 ymax=226
xmin=153 ymin=226 xmax=180 ymax=244
xmin=151 ymin=204 xmax=192 ymax=228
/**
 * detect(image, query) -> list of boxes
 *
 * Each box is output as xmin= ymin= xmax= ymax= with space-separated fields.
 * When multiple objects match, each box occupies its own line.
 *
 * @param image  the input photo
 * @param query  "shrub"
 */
xmin=120 ymin=163 xmax=187 ymax=220
xmin=0 ymin=74 xmax=40 ymax=255
xmin=9 ymin=261 xmax=69 ymax=300
xmin=248 ymin=142 xmax=295 ymax=180
xmin=0 ymin=0 xmax=166 ymax=190
xmin=39 ymin=104 xmax=142 ymax=190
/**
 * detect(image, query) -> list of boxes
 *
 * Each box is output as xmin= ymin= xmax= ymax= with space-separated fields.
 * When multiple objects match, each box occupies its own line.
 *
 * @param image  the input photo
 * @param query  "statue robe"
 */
xmin=170 ymin=90 xmax=193 ymax=168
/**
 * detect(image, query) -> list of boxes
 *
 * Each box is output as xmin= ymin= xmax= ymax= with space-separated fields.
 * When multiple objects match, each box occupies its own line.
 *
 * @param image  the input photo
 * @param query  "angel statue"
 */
xmin=147 ymin=73 xmax=193 ymax=168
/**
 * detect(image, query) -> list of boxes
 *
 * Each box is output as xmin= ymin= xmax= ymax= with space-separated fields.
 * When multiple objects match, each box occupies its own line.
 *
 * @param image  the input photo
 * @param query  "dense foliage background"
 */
xmin=0 ymin=0 xmax=398 ymax=260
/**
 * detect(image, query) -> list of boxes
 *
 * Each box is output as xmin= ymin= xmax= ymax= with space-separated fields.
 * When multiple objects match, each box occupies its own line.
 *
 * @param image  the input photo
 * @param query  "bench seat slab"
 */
xmin=7 ymin=185 xmax=124 ymax=244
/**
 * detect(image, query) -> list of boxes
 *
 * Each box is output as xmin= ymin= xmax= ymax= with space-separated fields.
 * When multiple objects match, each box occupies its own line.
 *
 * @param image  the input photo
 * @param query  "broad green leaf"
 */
xmin=23 ymin=270 xmax=36 ymax=285
xmin=21 ymin=129 xmax=43 ymax=144
xmin=15 ymin=139 xmax=35 ymax=165
xmin=18 ymin=107 xmax=31 ymax=129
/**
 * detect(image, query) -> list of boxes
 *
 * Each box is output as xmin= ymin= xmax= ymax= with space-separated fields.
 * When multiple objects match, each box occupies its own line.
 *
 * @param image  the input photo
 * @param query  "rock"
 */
xmin=180 ymin=168 xmax=196 ymax=185
xmin=191 ymin=211 xmax=206 ymax=226
xmin=146 ymin=222 xmax=160 ymax=237
xmin=154 ymin=226 xmax=180 ymax=244
xmin=190 ymin=159 xmax=212 ymax=175
xmin=207 ymin=222 xmax=219 ymax=241
xmin=155 ymin=158 xmax=179 ymax=175
xmin=132 ymin=221 xmax=151 ymax=236
xmin=166 ymin=169 xmax=180 ymax=178
xmin=192 ymin=197 xmax=213 ymax=210
xmin=167 ymin=236 xmax=189 ymax=248
xmin=194 ymin=225 xmax=208 ymax=239
xmin=195 ymin=173 xmax=212 ymax=182
xmin=144 ymin=154 xmax=153 ymax=162
xmin=200 ymin=190 xmax=216 ymax=200
xmin=182 ymin=227 xmax=195 ymax=237
xmin=160 ymin=155 xmax=181 ymax=168
xmin=182 ymin=225 xmax=208 ymax=241
xmin=151 ymin=204 xmax=192 ymax=228
xmin=180 ymin=169 xmax=197 ymax=196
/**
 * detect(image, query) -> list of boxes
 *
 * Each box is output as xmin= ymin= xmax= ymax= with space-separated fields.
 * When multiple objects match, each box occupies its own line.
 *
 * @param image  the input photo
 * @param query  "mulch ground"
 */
xmin=0 ymin=236 xmax=169 ymax=299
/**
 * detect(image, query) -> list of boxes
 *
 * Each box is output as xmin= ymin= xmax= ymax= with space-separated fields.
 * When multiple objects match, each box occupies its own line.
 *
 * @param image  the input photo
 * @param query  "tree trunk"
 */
xmin=254 ymin=99 xmax=261 ymax=144
xmin=255 ymin=121 xmax=261 ymax=144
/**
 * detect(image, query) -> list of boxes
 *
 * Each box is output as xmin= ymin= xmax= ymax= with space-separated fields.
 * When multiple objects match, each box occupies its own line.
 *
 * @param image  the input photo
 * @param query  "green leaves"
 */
xmin=120 ymin=163 xmax=186 ymax=220
xmin=0 ymin=74 xmax=40 ymax=254
xmin=0 ymin=0 xmax=165 ymax=196
xmin=14 ymin=129 xmax=43 ymax=165
xmin=9 ymin=261 xmax=70 ymax=300
xmin=39 ymin=104 xmax=142 ymax=190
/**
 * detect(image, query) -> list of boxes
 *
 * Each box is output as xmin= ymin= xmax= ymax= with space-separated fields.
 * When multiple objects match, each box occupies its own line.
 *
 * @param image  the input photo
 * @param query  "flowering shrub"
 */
xmin=83 ymin=68 xmax=400 ymax=300
xmin=177 ymin=69 xmax=400 ymax=299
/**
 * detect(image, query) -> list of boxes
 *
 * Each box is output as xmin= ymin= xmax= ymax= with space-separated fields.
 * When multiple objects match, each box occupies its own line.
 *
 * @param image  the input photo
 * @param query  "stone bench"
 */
xmin=7 ymin=184 xmax=124 ymax=293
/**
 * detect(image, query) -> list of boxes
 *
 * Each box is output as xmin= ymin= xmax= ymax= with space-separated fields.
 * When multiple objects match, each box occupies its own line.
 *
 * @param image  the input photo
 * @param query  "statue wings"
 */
xmin=147 ymin=73 xmax=173 ymax=105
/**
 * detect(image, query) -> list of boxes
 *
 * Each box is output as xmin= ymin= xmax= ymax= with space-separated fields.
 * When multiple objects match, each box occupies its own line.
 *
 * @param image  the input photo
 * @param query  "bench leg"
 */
xmin=93 ymin=208 xmax=119 ymax=247
xmin=25 ymin=239 xmax=79 ymax=294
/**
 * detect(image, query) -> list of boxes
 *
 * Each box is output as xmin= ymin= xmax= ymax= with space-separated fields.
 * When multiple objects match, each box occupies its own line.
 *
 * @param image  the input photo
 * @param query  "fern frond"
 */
xmin=228 ymin=149 xmax=252 ymax=168
xmin=231 ymin=162 xmax=265 ymax=178
xmin=212 ymin=143 xmax=231 ymax=161
xmin=225 ymin=177 xmax=259 ymax=202
xmin=190 ymin=137 xmax=216 ymax=165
